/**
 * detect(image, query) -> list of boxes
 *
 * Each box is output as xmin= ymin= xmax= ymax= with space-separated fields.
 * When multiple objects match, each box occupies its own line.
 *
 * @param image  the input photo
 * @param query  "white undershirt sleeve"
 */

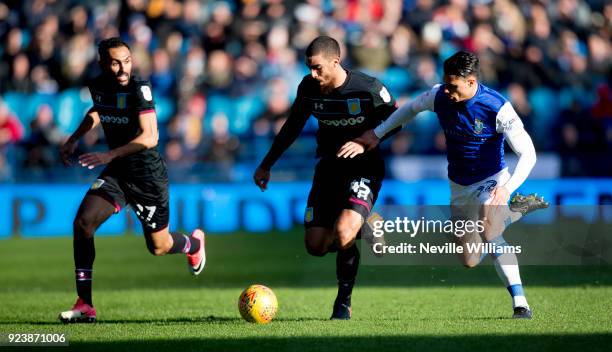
xmin=496 ymin=102 xmax=537 ymax=194
xmin=373 ymin=85 xmax=439 ymax=138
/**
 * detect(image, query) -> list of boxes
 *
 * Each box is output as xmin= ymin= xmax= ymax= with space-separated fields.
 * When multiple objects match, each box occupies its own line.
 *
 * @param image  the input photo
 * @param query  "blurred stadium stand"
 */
xmin=0 ymin=0 xmax=611 ymax=183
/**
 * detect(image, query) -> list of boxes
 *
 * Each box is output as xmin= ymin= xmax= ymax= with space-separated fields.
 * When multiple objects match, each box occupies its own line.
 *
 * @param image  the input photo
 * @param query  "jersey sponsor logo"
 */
xmin=444 ymin=128 xmax=489 ymax=141
xmin=304 ymin=207 xmax=314 ymax=223
xmin=347 ymin=98 xmax=361 ymax=115
xmin=351 ymin=178 xmax=371 ymax=201
xmin=318 ymin=116 xmax=365 ymax=127
xmin=100 ymin=115 xmax=129 ymax=124
xmin=140 ymin=85 xmax=153 ymax=101
xmin=116 ymin=93 xmax=128 ymax=109
xmin=90 ymin=179 xmax=105 ymax=190
xmin=501 ymin=117 xmax=518 ymax=131
xmin=379 ymin=86 xmax=391 ymax=103
xmin=474 ymin=118 xmax=484 ymax=134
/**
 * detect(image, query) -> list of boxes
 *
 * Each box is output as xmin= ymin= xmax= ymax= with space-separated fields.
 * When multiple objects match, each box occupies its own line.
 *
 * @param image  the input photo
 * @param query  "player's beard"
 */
xmin=116 ymin=72 xmax=130 ymax=86
xmin=319 ymin=78 xmax=334 ymax=94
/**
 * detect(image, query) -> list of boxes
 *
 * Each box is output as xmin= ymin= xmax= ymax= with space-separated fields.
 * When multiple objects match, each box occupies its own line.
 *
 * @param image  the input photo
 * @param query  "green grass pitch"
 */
xmin=1 ymin=230 xmax=611 ymax=351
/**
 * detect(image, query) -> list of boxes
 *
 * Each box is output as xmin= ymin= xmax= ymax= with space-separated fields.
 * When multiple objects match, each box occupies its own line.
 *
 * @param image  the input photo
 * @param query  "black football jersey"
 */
xmin=260 ymin=70 xmax=397 ymax=169
xmin=88 ymin=74 xmax=163 ymax=172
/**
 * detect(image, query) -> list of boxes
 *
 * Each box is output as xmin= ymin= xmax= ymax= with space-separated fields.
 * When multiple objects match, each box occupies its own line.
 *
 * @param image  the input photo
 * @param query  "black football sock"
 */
xmin=74 ymin=237 xmax=95 ymax=306
xmin=168 ymin=232 xmax=201 ymax=254
xmin=328 ymin=241 xmax=339 ymax=253
xmin=335 ymin=243 xmax=360 ymax=305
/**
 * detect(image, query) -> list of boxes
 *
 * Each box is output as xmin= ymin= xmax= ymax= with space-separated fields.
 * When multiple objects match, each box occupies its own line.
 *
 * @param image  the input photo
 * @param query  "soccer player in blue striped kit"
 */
xmin=338 ymin=51 xmax=548 ymax=319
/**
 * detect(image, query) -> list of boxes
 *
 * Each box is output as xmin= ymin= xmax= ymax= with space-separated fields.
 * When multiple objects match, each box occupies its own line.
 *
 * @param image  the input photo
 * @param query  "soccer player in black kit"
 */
xmin=253 ymin=36 xmax=397 ymax=319
xmin=57 ymin=38 xmax=206 ymax=323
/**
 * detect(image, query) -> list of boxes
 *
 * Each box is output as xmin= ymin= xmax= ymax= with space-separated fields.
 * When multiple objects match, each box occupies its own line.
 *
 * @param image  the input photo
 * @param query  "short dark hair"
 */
xmin=305 ymin=36 xmax=341 ymax=58
xmin=443 ymin=51 xmax=479 ymax=78
xmin=98 ymin=37 xmax=130 ymax=62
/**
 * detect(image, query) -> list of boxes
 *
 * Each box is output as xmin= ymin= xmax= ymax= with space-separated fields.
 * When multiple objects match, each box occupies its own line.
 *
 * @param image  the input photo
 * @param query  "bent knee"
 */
xmin=481 ymin=215 xmax=506 ymax=237
xmin=306 ymin=244 xmax=327 ymax=257
xmin=151 ymin=247 xmax=168 ymax=256
xmin=73 ymin=217 xmax=96 ymax=239
xmin=462 ymin=255 xmax=482 ymax=268
xmin=463 ymin=261 xmax=479 ymax=269
xmin=304 ymin=228 xmax=333 ymax=257
xmin=335 ymin=222 xmax=360 ymax=250
xmin=305 ymin=235 xmax=329 ymax=257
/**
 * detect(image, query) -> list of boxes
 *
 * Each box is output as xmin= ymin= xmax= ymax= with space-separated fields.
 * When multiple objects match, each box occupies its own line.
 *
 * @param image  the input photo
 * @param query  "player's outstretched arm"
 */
xmin=337 ymin=87 xmax=437 ymax=158
xmin=336 ymin=130 xmax=378 ymax=158
xmin=254 ymin=84 xmax=309 ymax=191
xmin=372 ymin=87 xmax=436 ymax=141
xmin=78 ymin=111 xmax=158 ymax=169
xmin=253 ymin=113 xmax=307 ymax=191
xmin=60 ymin=108 xmax=100 ymax=166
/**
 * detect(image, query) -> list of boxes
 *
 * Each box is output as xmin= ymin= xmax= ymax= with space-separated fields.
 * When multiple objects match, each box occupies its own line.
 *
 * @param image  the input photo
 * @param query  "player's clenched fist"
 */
xmin=253 ymin=166 xmax=270 ymax=192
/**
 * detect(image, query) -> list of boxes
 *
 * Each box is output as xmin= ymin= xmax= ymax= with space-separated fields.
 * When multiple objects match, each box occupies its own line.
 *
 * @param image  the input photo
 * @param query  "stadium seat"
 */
xmin=205 ymin=94 xmax=265 ymax=135
xmin=409 ymin=111 xmax=440 ymax=153
xmin=28 ymin=93 xmax=59 ymax=120
xmin=204 ymin=95 xmax=233 ymax=132
xmin=528 ymin=88 xmax=559 ymax=149
xmin=56 ymin=89 xmax=92 ymax=134
xmin=2 ymin=92 xmax=29 ymax=124
xmin=2 ymin=92 xmax=58 ymax=137
xmin=154 ymin=95 xmax=175 ymax=123
xmin=379 ymin=67 xmax=411 ymax=97
xmin=231 ymin=95 xmax=265 ymax=135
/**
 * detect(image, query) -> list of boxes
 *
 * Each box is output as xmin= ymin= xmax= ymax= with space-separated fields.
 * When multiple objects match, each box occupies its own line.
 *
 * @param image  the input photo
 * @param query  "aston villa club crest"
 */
xmin=116 ymin=93 xmax=127 ymax=109
xmin=347 ymin=98 xmax=361 ymax=115
xmin=90 ymin=179 xmax=105 ymax=190
xmin=304 ymin=207 xmax=314 ymax=223
xmin=474 ymin=118 xmax=484 ymax=134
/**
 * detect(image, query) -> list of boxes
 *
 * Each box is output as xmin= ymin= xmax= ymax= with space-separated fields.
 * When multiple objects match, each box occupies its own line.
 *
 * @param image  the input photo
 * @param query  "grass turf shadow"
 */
xmin=0 ymin=316 xmax=325 ymax=326
xmin=45 ymin=334 xmax=612 ymax=352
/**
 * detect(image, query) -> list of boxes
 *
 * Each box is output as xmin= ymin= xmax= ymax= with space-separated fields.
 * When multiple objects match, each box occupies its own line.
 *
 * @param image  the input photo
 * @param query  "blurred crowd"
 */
xmin=0 ymin=0 xmax=611 ymax=181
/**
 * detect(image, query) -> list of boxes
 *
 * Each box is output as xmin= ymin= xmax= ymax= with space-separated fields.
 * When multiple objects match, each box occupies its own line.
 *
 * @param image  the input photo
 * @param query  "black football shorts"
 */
xmin=86 ymin=161 xmax=169 ymax=232
xmin=304 ymin=156 xmax=384 ymax=229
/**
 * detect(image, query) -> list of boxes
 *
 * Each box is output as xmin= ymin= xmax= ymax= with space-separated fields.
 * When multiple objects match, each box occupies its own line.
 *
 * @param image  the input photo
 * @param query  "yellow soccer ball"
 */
xmin=238 ymin=284 xmax=278 ymax=324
